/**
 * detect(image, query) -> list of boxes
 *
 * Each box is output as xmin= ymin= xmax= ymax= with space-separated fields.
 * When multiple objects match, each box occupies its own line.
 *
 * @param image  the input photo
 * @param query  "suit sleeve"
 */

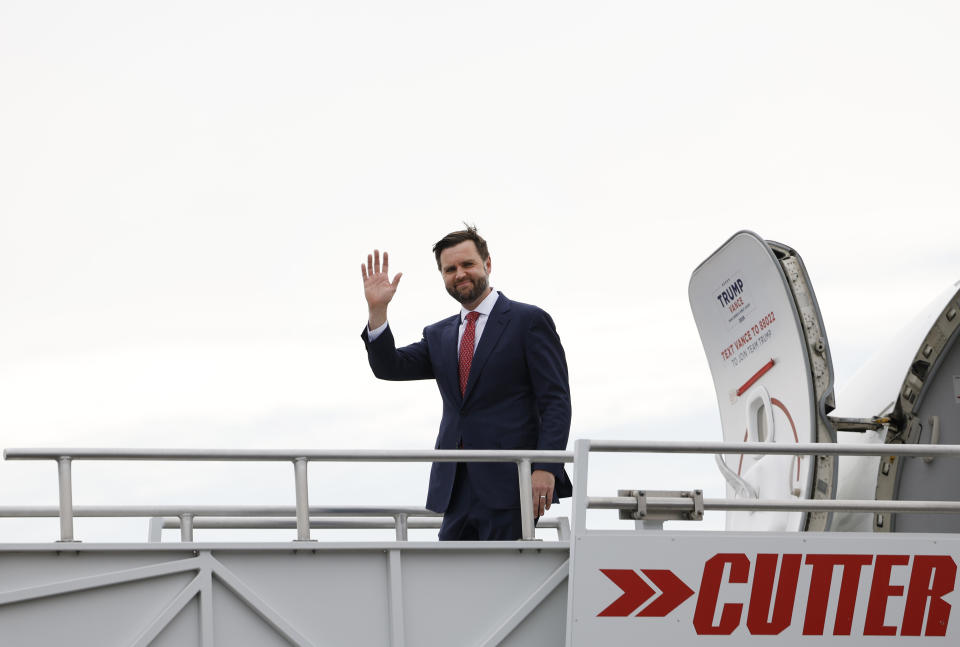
xmin=361 ymin=324 xmax=435 ymax=381
xmin=524 ymin=309 xmax=572 ymax=478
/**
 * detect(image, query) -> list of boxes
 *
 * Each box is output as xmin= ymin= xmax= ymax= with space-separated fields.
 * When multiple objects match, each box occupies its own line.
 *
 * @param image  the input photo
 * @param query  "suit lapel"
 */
xmin=462 ymin=294 xmax=511 ymax=402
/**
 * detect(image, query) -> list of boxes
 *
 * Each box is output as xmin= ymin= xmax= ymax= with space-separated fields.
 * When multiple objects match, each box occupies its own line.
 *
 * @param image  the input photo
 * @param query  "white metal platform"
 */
xmin=3 ymin=439 xmax=960 ymax=646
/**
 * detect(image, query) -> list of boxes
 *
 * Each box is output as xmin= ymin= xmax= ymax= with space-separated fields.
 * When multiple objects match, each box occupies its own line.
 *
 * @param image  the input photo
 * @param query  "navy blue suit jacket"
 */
xmin=361 ymin=293 xmax=572 ymax=512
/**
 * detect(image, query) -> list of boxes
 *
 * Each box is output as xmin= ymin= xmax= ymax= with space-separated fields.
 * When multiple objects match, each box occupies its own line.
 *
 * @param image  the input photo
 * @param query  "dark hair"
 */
xmin=432 ymin=224 xmax=489 ymax=270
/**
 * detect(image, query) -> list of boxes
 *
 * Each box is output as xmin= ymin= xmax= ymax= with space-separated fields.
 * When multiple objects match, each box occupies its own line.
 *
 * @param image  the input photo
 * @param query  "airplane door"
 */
xmin=689 ymin=231 xmax=837 ymax=531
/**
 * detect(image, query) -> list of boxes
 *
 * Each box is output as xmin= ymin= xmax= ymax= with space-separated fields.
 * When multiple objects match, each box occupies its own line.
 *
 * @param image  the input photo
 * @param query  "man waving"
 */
xmin=360 ymin=225 xmax=572 ymax=540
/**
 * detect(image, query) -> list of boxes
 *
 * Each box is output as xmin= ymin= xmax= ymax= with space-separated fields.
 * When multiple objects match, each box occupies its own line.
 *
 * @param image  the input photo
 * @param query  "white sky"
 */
xmin=2 ymin=1 xmax=959 ymax=541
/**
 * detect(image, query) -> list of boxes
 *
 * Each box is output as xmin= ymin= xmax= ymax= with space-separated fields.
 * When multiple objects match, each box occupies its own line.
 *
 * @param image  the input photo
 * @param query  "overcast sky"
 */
xmin=2 ymin=1 xmax=959 ymax=541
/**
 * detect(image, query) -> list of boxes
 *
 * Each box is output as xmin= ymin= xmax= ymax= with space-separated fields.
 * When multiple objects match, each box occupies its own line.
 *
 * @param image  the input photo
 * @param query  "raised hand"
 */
xmin=361 ymin=249 xmax=402 ymax=329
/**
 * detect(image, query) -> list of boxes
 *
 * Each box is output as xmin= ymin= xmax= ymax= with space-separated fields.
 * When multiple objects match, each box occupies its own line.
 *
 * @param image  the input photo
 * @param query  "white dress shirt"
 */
xmin=456 ymin=289 xmax=499 ymax=357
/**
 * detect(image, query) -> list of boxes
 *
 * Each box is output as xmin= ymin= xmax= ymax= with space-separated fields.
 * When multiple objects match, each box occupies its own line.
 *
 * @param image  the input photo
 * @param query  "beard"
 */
xmin=447 ymin=274 xmax=489 ymax=305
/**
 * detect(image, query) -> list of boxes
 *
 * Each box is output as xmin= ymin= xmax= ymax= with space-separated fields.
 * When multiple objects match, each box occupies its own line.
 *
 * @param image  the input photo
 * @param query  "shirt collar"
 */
xmin=460 ymin=288 xmax=498 ymax=322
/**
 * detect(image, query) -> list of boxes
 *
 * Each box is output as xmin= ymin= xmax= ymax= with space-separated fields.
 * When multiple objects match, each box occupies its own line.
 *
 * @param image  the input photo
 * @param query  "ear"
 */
xmin=484 ymin=255 xmax=492 ymax=273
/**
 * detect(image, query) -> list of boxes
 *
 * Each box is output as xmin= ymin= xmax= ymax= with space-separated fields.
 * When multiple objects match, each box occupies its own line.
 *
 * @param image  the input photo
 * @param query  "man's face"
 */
xmin=439 ymin=240 xmax=492 ymax=308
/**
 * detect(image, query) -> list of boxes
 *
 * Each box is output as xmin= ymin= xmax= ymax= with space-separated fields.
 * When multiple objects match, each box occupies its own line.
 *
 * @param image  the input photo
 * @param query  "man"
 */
xmin=360 ymin=226 xmax=572 ymax=540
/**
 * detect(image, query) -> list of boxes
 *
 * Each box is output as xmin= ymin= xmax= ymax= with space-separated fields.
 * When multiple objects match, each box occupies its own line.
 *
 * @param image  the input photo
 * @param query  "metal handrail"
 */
xmin=153 ymin=515 xmax=571 ymax=542
xmin=0 ymin=504 xmax=569 ymax=542
xmin=588 ymin=497 xmax=960 ymax=514
xmin=575 ymin=440 xmax=960 ymax=528
xmin=3 ymin=449 xmax=577 ymax=461
xmin=8 ymin=440 xmax=960 ymax=543
xmin=2 ymin=448 xmax=574 ymax=542
xmin=160 ymin=516 xmax=444 ymax=541
xmin=0 ymin=505 xmax=441 ymax=517
xmin=586 ymin=440 xmax=960 ymax=457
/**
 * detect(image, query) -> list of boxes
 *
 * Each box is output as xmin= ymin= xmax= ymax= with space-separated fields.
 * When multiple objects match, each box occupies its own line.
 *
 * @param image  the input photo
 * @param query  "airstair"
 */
xmin=2 ymin=441 xmax=960 ymax=646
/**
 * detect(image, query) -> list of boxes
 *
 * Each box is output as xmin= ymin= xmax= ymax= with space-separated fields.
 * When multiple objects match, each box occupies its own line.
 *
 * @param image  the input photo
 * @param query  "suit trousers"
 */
xmin=438 ymin=464 xmax=523 ymax=541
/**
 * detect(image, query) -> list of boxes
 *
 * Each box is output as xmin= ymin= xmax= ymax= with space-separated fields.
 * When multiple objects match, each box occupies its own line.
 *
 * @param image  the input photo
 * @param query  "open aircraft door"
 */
xmin=689 ymin=231 xmax=837 ymax=532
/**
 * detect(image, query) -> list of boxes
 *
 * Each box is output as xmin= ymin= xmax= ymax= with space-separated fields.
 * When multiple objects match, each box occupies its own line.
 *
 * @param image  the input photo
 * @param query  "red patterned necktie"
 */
xmin=458 ymin=311 xmax=480 ymax=396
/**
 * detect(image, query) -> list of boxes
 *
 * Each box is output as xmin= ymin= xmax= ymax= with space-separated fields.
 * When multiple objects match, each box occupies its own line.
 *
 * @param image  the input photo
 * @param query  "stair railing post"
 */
xmin=293 ymin=457 xmax=312 ymax=541
xmin=517 ymin=458 xmax=535 ymax=540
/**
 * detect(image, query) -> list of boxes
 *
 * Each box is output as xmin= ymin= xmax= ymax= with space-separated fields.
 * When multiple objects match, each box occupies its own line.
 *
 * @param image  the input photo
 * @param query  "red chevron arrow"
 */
xmin=597 ymin=569 xmax=656 ymax=616
xmin=635 ymin=569 xmax=695 ymax=617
